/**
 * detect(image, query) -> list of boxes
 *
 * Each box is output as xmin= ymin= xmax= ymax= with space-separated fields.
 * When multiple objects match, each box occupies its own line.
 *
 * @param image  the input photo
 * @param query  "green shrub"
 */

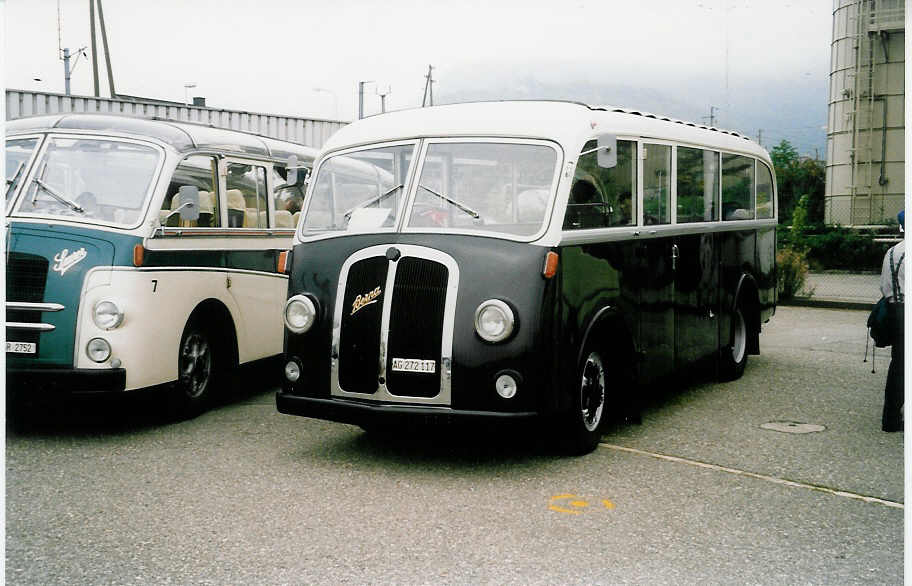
xmin=777 ymin=246 xmax=811 ymax=300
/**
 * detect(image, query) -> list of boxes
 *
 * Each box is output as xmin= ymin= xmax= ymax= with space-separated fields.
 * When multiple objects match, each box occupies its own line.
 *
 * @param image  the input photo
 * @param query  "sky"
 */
xmin=3 ymin=0 xmax=832 ymax=155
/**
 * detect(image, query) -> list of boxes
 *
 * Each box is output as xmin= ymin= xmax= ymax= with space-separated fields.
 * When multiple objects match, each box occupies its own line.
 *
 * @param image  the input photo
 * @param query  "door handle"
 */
xmin=671 ymin=243 xmax=680 ymax=270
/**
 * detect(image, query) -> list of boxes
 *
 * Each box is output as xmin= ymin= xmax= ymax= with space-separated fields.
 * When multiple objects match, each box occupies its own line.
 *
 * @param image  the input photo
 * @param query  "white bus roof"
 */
xmin=323 ymin=100 xmax=771 ymax=163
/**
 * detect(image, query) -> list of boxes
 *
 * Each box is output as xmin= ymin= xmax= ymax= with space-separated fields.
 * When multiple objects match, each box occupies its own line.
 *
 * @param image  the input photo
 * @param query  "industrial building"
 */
xmin=826 ymin=0 xmax=905 ymax=226
xmin=4 ymin=89 xmax=346 ymax=149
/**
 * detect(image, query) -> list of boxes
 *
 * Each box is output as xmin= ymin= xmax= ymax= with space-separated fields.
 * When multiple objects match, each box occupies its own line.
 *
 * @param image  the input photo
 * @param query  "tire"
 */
xmin=169 ymin=321 xmax=217 ymax=418
xmin=561 ymin=348 xmax=607 ymax=456
xmin=719 ymin=304 xmax=748 ymax=381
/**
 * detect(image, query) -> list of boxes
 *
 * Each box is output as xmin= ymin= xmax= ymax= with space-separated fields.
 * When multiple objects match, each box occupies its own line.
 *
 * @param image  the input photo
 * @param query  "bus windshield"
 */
xmin=302 ymin=140 xmax=559 ymax=237
xmin=408 ymin=142 xmax=558 ymax=236
xmin=17 ymin=136 xmax=161 ymax=226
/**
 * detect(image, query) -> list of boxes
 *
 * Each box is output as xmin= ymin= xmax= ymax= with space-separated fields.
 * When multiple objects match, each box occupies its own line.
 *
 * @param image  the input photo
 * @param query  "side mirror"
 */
xmin=597 ymin=134 xmax=617 ymax=169
xmin=177 ymin=185 xmax=200 ymax=221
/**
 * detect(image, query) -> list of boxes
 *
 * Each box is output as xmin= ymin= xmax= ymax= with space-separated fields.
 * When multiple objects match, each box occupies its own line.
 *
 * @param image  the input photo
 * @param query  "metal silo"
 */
xmin=826 ymin=0 xmax=905 ymax=226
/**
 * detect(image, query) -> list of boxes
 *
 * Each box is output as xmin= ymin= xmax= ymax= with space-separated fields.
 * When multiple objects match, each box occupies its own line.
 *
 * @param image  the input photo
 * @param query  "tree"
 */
xmin=770 ymin=139 xmax=825 ymax=226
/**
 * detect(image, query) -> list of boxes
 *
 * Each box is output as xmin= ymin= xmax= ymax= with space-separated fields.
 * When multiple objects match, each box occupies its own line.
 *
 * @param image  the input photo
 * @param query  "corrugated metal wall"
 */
xmin=5 ymin=89 xmax=348 ymax=149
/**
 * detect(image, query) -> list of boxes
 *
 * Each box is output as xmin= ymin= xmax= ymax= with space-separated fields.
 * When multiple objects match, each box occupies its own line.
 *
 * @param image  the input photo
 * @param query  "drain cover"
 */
xmin=760 ymin=421 xmax=826 ymax=434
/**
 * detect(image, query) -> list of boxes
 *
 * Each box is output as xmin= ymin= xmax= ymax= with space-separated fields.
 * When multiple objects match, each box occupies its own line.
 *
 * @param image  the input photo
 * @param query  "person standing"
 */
xmin=880 ymin=210 xmax=905 ymax=431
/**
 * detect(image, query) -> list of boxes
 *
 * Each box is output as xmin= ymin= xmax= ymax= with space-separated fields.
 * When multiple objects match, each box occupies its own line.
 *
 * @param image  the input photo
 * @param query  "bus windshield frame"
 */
xmin=10 ymin=134 xmax=165 ymax=230
xmin=299 ymin=138 xmax=563 ymax=242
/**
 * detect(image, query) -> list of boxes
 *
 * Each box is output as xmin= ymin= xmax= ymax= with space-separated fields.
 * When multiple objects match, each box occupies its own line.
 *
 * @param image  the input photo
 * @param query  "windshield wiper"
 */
xmin=5 ymin=162 xmax=25 ymax=193
xmin=32 ymin=177 xmax=84 ymax=213
xmin=418 ymin=184 xmax=481 ymax=220
xmin=343 ymin=183 xmax=403 ymax=220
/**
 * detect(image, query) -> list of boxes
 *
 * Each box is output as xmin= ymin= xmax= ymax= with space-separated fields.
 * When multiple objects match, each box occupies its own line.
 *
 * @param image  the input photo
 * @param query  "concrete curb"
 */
xmin=780 ymin=298 xmax=875 ymax=311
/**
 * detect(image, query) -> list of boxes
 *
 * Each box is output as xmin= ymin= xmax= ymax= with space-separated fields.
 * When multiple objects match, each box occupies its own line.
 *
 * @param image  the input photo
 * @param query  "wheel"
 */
xmin=561 ymin=348 xmax=607 ymax=455
xmin=169 ymin=322 xmax=217 ymax=417
xmin=719 ymin=304 xmax=748 ymax=381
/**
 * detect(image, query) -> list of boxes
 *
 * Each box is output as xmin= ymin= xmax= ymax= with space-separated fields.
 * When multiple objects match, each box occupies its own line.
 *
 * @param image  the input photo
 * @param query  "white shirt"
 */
xmin=880 ymin=240 xmax=905 ymax=302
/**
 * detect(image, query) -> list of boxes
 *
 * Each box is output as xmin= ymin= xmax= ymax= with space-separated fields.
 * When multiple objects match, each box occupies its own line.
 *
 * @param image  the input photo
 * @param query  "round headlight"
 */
xmin=284 ymin=295 xmax=316 ymax=334
xmin=93 ymin=300 xmax=124 ymax=330
xmin=474 ymin=299 xmax=515 ymax=343
xmin=86 ymin=337 xmax=112 ymax=363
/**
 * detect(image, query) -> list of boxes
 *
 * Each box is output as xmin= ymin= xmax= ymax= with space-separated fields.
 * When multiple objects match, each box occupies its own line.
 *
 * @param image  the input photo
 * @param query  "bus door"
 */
xmin=637 ymin=141 xmax=675 ymax=384
xmin=672 ymin=233 xmax=719 ymax=368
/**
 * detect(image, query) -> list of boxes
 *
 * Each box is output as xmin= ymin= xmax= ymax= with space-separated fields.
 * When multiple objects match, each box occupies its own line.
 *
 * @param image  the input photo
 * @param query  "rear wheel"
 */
xmin=561 ymin=348 xmax=607 ymax=456
xmin=719 ymin=304 xmax=748 ymax=381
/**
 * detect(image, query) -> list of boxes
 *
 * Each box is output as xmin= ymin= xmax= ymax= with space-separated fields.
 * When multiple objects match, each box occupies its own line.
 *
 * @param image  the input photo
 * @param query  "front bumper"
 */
xmin=7 ymin=367 xmax=127 ymax=395
xmin=276 ymin=392 xmax=539 ymax=427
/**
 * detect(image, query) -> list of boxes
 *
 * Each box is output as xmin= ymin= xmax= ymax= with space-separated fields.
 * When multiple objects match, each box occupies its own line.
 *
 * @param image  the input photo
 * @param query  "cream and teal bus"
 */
xmin=5 ymin=114 xmax=316 ymax=416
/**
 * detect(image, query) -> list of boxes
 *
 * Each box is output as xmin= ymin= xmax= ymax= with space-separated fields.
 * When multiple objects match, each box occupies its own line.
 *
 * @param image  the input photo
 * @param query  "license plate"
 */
xmin=391 ymin=358 xmax=436 ymax=373
xmin=6 ymin=341 xmax=36 ymax=354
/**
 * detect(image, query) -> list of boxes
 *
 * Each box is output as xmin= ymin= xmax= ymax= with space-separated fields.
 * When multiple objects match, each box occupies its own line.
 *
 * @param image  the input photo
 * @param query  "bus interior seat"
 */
xmin=275 ymin=210 xmax=294 ymax=228
xmin=227 ymin=189 xmax=246 ymax=227
xmin=292 ymin=211 xmax=301 ymax=226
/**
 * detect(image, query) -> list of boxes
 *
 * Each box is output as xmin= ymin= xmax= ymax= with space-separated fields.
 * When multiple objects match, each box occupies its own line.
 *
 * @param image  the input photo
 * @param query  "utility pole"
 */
xmin=756 ymin=129 xmax=763 ymax=146
xmin=376 ymin=85 xmax=391 ymax=113
xmin=358 ymin=80 xmax=374 ymax=119
xmin=702 ymin=106 xmax=718 ymax=127
xmin=89 ymin=0 xmax=99 ymax=97
xmin=96 ymin=0 xmax=116 ymax=98
xmin=422 ymin=65 xmax=435 ymax=107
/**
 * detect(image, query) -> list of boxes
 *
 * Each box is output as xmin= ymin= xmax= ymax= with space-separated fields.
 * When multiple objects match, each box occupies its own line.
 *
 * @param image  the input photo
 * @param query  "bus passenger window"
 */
xmin=756 ymin=162 xmax=774 ymax=219
xmin=643 ymin=144 xmax=671 ymax=225
xmin=164 ymin=155 xmax=220 ymax=228
xmin=273 ymin=166 xmax=304 ymax=229
xmin=227 ymin=163 xmax=269 ymax=228
xmin=564 ymin=139 xmax=636 ymax=230
xmin=677 ymin=147 xmax=720 ymax=223
xmin=722 ymin=154 xmax=755 ymax=221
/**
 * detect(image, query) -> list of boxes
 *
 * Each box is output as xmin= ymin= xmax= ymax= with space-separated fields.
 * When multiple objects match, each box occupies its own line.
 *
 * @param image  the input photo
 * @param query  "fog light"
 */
xmin=285 ymin=360 xmax=301 ymax=382
xmin=495 ymin=374 xmax=517 ymax=399
xmin=86 ymin=337 xmax=111 ymax=363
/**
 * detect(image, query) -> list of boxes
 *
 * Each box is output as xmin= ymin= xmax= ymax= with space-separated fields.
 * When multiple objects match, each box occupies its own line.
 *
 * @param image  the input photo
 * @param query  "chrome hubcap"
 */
xmin=580 ymin=352 xmax=605 ymax=432
xmin=179 ymin=333 xmax=211 ymax=399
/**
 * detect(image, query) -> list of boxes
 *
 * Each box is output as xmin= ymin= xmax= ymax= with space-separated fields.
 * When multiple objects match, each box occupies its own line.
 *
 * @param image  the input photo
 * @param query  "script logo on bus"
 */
xmin=351 ymin=286 xmax=382 ymax=316
xmin=52 ymin=247 xmax=88 ymax=276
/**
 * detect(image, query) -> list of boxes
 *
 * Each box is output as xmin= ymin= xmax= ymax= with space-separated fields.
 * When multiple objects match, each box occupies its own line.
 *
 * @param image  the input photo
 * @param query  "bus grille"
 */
xmin=386 ymin=257 xmax=448 ymax=397
xmin=6 ymin=253 xmax=49 ymax=346
xmin=338 ymin=257 xmax=389 ymax=394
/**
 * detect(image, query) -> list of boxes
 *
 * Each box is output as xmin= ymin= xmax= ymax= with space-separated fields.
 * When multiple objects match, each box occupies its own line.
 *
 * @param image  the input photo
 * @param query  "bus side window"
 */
xmin=163 ymin=155 xmax=220 ymax=228
xmin=564 ymin=139 xmax=636 ymax=230
xmin=273 ymin=165 xmax=304 ymax=229
xmin=227 ymin=162 xmax=269 ymax=228
xmin=722 ymin=154 xmax=755 ymax=221
xmin=677 ymin=147 xmax=720 ymax=223
xmin=643 ymin=143 xmax=671 ymax=225
xmin=756 ymin=161 xmax=774 ymax=219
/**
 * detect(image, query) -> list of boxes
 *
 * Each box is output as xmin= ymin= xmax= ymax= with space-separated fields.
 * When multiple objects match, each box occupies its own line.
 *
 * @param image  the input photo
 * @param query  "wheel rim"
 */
xmin=731 ymin=309 xmax=746 ymax=364
xmin=179 ymin=332 xmax=212 ymax=399
xmin=580 ymin=352 xmax=606 ymax=432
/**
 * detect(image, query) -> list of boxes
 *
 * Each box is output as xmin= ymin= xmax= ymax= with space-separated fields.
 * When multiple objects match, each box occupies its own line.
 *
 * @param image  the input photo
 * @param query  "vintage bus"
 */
xmin=5 ymin=114 xmax=316 ymax=415
xmin=277 ymin=101 xmax=776 ymax=453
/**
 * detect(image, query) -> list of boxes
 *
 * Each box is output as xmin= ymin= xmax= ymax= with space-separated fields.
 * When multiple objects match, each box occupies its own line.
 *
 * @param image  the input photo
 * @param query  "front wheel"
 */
xmin=719 ymin=305 xmax=748 ymax=381
xmin=169 ymin=322 xmax=216 ymax=417
xmin=561 ymin=349 xmax=607 ymax=455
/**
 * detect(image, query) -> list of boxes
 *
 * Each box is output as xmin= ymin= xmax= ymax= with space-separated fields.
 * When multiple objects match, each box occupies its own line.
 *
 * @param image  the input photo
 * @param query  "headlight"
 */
xmin=284 ymin=295 xmax=316 ymax=334
xmin=93 ymin=300 xmax=124 ymax=330
xmin=86 ymin=337 xmax=112 ymax=363
xmin=474 ymin=299 xmax=515 ymax=343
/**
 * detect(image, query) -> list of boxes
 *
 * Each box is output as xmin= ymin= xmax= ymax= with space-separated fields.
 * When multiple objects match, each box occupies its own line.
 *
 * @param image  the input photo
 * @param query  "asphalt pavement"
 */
xmin=5 ymin=305 xmax=904 ymax=585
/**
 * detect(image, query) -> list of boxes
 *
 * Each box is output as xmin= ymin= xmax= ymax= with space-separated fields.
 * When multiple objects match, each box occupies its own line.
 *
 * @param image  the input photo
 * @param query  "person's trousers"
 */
xmin=883 ymin=304 xmax=904 ymax=431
